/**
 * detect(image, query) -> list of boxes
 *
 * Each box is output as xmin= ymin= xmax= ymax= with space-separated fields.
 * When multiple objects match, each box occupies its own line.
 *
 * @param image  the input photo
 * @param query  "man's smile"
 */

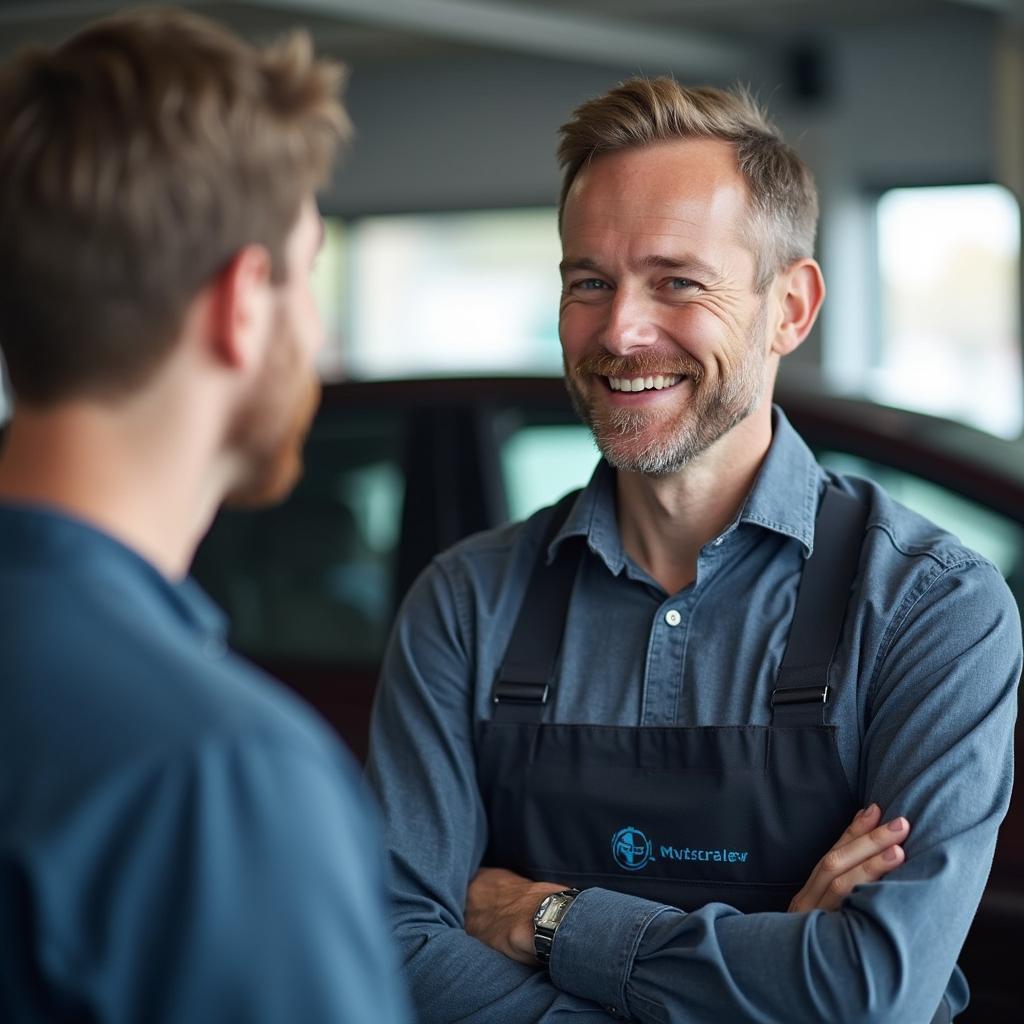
xmin=605 ymin=374 xmax=685 ymax=393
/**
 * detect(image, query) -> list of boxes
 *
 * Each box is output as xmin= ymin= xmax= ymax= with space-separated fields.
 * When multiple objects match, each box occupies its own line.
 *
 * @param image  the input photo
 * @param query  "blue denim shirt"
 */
xmin=0 ymin=504 xmax=411 ymax=1024
xmin=367 ymin=407 xmax=1021 ymax=1023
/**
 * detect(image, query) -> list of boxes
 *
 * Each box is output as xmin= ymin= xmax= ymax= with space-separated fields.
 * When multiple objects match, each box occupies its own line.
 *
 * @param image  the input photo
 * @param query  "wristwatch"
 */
xmin=533 ymin=888 xmax=580 ymax=964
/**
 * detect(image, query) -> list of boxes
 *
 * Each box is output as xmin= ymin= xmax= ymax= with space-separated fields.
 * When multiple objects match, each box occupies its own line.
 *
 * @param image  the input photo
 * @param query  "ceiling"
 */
xmin=0 ymin=0 xmax=1014 ymax=72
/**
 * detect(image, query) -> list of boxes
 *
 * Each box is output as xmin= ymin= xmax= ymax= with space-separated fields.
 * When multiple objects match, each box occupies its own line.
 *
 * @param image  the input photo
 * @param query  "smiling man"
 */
xmin=367 ymin=80 xmax=1021 ymax=1023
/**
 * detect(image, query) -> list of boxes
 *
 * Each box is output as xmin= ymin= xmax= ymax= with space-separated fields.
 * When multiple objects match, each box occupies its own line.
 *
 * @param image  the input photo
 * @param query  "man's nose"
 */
xmin=600 ymin=290 xmax=659 ymax=356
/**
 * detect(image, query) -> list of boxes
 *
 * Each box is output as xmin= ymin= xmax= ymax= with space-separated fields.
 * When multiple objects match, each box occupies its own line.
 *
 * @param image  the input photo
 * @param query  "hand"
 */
xmin=465 ymin=867 xmax=568 ymax=964
xmin=788 ymin=803 xmax=911 ymax=913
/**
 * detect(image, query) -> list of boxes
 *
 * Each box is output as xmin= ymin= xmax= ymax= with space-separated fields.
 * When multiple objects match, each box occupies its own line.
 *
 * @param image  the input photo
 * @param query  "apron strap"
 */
xmin=491 ymin=490 xmax=581 ymax=723
xmin=771 ymin=485 xmax=868 ymax=727
xmin=492 ymin=483 xmax=868 ymax=727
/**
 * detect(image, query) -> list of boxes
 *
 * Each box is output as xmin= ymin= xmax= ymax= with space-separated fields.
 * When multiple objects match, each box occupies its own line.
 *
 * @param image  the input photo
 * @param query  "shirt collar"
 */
xmin=0 ymin=501 xmax=229 ymax=641
xmin=548 ymin=457 xmax=626 ymax=574
xmin=735 ymin=405 xmax=822 ymax=557
xmin=548 ymin=404 xmax=823 ymax=569
xmin=169 ymin=574 xmax=230 ymax=641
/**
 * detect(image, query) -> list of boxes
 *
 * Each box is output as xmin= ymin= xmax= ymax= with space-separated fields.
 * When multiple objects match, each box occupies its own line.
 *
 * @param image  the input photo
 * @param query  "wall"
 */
xmin=0 ymin=7 xmax=1002 ymax=421
xmin=322 ymin=10 xmax=999 ymax=384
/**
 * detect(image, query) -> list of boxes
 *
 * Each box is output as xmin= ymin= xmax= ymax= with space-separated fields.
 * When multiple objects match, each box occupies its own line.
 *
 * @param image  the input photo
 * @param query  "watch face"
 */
xmin=536 ymin=893 xmax=570 ymax=929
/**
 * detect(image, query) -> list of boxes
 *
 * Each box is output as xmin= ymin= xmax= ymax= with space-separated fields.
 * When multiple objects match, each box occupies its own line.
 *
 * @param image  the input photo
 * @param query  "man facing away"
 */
xmin=0 ymin=9 xmax=410 ymax=1023
xmin=367 ymin=79 xmax=1022 ymax=1022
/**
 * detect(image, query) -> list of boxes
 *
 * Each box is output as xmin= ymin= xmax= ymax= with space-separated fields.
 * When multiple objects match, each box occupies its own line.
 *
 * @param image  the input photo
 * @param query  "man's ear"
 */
xmin=770 ymin=258 xmax=825 ymax=357
xmin=208 ymin=244 xmax=274 ymax=371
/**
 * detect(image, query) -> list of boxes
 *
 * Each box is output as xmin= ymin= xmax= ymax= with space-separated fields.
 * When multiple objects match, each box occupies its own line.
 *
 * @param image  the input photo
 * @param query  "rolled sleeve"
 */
xmin=550 ymin=888 xmax=672 ymax=1016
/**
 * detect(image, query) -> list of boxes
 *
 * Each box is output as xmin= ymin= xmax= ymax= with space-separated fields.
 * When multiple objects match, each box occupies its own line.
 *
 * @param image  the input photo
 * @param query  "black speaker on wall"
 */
xmin=787 ymin=41 xmax=831 ymax=105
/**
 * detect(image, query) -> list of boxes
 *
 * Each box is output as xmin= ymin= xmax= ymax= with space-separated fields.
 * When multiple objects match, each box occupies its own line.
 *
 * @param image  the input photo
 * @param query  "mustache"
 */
xmin=572 ymin=351 xmax=704 ymax=385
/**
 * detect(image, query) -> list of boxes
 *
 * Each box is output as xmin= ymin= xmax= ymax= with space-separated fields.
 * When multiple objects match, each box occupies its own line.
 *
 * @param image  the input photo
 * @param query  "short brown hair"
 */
xmin=0 ymin=7 xmax=349 ymax=405
xmin=557 ymin=77 xmax=818 ymax=290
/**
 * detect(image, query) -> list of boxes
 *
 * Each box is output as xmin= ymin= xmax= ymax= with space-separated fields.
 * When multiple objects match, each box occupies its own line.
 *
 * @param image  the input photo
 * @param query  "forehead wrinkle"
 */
xmin=564 ymin=213 xmax=753 ymax=271
xmin=562 ymin=142 xmax=764 ymax=288
xmin=635 ymin=253 xmax=722 ymax=277
xmin=580 ymin=190 xmax=749 ymax=228
xmin=633 ymin=214 xmax=752 ymax=255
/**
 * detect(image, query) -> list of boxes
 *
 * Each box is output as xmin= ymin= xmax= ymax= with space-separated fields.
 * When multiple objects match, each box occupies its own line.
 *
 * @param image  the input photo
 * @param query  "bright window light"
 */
xmin=874 ymin=184 xmax=1022 ymax=437
xmin=345 ymin=209 xmax=562 ymax=379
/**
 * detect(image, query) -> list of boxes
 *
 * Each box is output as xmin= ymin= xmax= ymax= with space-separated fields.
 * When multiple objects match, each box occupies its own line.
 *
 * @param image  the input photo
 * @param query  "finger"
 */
xmin=826 ymin=817 xmax=910 ymax=877
xmin=814 ymin=844 xmax=906 ymax=912
xmin=832 ymin=803 xmax=882 ymax=850
xmin=792 ymin=812 xmax=890 ymax=912
xmin=789 ymin=816 xmax=910 ymax=912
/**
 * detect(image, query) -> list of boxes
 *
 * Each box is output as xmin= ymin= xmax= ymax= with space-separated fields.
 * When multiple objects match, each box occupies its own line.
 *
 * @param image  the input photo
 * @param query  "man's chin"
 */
xmin=223 ymin=451 xmax=303 ymax=509
xmin=597 ymin=438 xmax=688 ymax=477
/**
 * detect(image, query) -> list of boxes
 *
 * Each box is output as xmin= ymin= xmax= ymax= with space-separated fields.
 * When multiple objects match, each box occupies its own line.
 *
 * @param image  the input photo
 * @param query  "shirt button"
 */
xmin=713 ymin=535 xmax=724 ymax=547
xmin=664 ymin=609 xmax=682 ymax=627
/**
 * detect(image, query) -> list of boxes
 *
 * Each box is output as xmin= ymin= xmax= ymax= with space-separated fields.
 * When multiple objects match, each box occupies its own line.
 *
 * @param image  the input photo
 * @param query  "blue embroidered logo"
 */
xmin=611 ymin=826 xmax=653 ymax=871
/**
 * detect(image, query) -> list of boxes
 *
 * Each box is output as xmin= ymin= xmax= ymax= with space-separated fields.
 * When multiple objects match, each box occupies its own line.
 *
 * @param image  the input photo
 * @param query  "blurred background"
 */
xmin=1 ymin=0 xmax=1023 ymax=430
xmin=1 ymin=3 xmax=1023 ymax=1017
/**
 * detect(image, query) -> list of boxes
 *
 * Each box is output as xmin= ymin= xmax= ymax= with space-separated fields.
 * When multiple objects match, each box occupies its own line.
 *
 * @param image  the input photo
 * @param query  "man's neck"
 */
xmin=615 ymin=409 xmax=774 ymax=595
xmin=0 ymin=401 xmax=224 ymax=580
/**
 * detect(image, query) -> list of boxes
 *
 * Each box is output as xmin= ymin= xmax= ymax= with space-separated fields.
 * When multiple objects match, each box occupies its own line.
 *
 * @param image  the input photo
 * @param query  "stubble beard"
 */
xmin=564 ymin=301 xmax=769 ymax=477
xmin=224 ymin=310 xmax=321 ymax=508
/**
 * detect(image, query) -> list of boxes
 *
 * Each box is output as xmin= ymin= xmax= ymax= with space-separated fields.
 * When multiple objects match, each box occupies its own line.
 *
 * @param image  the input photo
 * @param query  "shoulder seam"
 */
xmin=866 ymin=556 xmax=999 ymax=708
xmin=870 ymin=518 xmax=987 ymax=570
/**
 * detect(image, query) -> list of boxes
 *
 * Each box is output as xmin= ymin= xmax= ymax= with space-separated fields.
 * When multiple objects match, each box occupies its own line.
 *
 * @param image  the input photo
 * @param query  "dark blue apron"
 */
xmin=475 ymin=485 xmax=951 ymax=1022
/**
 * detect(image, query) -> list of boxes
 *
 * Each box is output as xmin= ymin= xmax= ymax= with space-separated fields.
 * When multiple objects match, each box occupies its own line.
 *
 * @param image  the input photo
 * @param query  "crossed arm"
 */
xmin=367 ymin=556 xmax=1020 ymax=1023
xmin=465 ymin=804 xmax=910 ymax=965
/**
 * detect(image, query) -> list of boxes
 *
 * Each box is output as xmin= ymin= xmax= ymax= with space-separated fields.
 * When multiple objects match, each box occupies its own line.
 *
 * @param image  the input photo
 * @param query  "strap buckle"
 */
xmin=770 ymin=684 xmax=829 ymax=707
xmin=492 ymin=680 xmax=549 ymax=705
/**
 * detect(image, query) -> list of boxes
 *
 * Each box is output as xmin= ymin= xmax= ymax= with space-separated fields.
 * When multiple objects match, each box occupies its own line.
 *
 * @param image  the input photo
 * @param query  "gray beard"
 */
xmin=565 ymin=301 xmax=769 ymax=477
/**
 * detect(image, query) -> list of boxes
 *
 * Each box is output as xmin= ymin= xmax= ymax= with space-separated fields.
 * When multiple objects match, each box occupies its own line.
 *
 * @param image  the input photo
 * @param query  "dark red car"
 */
xmin=194 ymin=377 xmax=1024 ymax=1022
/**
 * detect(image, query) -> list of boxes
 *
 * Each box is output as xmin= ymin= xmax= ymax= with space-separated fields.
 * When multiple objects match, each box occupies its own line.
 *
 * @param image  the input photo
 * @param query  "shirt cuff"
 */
xmin=548 ymin=887 xmax=673 ymax=1016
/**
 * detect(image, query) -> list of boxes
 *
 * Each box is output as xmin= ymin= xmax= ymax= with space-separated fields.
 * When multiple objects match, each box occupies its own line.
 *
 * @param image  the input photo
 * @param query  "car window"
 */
xmin=500 ymin=434 xmax=1024 ymax=617
xmin=191 ymin=412 xmax=405 ymax=667
xmin=818 ymin=451 xmax=1024 ymax=612
xmin=500 ymin=423 xmax=599 ymax=523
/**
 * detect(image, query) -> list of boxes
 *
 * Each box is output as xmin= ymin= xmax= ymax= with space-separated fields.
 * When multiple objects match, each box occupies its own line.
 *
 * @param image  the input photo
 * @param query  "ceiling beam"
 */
xmin=0 ymin=2 xmax=121 ymax=25
xmin=233 ymin=0 xmax=747 ymax=75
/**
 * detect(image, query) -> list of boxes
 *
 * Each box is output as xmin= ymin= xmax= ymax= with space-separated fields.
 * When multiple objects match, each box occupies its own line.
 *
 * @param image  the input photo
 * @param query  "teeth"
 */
xmin=607 ymin=374 xmax=682 ymax=392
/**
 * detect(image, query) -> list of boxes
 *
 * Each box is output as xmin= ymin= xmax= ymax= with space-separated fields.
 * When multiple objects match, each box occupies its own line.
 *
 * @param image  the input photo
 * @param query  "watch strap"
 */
xmin=533 ymin=888 xmax=580 ymax=964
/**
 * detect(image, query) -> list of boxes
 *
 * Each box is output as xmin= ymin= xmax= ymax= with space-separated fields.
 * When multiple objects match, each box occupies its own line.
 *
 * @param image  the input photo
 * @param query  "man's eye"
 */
xmin=573 ymin=278 xmax=609 ymax=291
xmin=666 ymin=278 xmax=701 ymax=291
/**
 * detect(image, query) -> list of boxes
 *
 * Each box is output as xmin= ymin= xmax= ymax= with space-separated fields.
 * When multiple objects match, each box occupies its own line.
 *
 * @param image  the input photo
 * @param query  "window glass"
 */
xmin=345 ymin=208 xmax=562 ymax=379
xmin=818 ymin=451 xmax=1024 ymax=611
xmin=500 ymin=423 xmax=599 ymax=522
xmin=873 ymin=184 xmax=1022 ymax=437
xmin=191 ymin=411 xmax=405 ymax=666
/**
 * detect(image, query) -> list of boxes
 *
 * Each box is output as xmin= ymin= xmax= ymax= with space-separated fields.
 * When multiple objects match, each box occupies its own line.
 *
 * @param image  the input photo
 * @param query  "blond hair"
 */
xmin=0 ymin=7 xmax=350 ymax=404
xmin=557 ymin=77 xmax=818 ymax=289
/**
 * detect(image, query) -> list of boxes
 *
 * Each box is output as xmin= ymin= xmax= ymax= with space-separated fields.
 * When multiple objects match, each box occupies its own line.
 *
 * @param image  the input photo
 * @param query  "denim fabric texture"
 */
xmin=368 ymin=406 xmax=1021 ymax=1024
